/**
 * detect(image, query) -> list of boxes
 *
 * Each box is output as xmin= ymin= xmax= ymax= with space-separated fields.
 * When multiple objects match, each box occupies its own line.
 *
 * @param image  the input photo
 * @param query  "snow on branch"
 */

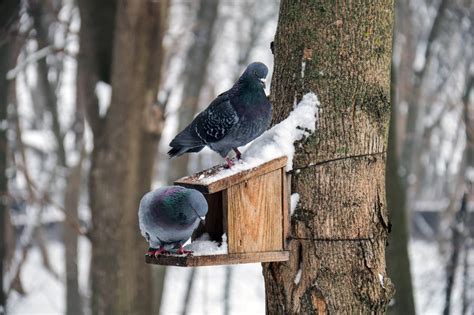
xmin=6 ymin=46 xmax=53 ymax=80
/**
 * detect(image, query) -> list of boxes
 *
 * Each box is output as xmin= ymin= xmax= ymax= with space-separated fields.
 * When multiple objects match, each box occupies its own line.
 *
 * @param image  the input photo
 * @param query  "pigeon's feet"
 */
xmin=233 ymin=148 xmax=242 ymax=160
xmin=176 ymin=244 xmax=193 ymax=255
xmin=154 ymin=246 xmax=170 ymax=256
xmin=146 ymin=246 xmax=170 ymax=257
xmin=225 ymin=157 xmax=234 ymax=168
xmin=145 ymin=248 xmax=157 ymax=256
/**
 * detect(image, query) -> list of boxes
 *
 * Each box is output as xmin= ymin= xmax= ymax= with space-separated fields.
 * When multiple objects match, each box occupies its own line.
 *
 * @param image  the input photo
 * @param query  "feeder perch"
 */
xmin=145 ymin=156 xmax=290 ymax=267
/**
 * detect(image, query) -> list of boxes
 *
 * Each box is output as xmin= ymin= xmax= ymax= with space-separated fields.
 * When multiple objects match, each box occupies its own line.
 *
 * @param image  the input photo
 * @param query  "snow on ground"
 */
xmin=409 ymin=239 xmax=473 ymax=315
xmin=198 ymin=92 xmax=320 ymax=185
xmin=410 ymin=239 xmax=445 ymax=314
xmin=6 ymin=237 xmax=472 ymax=315
xmin=6 ymin=237 xmax=90 ymax=315
xmin=161 ymin=263 xmax=265 ymax=315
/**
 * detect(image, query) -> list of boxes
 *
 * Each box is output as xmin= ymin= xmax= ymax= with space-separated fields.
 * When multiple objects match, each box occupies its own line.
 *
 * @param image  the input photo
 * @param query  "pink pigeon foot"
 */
xmin=145 ymin=246 xmax=170 ymax=257
xmin=225 ymin=157 xmax=234 ymax=168
xmin=176 ymin=244 xmax=193 ymax=255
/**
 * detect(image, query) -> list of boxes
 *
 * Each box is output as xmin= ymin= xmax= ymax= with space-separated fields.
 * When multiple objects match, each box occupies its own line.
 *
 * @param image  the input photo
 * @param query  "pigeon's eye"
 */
xmin=253 ymin=70 xmax=258 ymax=76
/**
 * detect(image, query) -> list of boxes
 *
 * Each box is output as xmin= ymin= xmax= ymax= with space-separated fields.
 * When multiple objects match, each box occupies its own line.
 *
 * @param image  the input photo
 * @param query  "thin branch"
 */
xmin=13 ymin=107 xmax=87 ymax=236
xmin=6 ymin=45 xmax=53 ymax=80
xmin=414 ymin=0 xmax=449 ymax=83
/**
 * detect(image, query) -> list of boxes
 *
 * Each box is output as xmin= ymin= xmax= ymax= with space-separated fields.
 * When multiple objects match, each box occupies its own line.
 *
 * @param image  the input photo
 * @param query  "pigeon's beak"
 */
xmin=259 ymin=78 xmax=266 ymax=89
xmin=199 ymin=216 xmax=206 ymax=222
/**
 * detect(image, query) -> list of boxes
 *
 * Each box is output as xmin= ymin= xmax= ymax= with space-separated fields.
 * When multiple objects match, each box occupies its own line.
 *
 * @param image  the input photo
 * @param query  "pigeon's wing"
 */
xmin=169 ymin=92 xmax=238 ymax=156
xmin=193 ymin=93 xmax=239 ymax=144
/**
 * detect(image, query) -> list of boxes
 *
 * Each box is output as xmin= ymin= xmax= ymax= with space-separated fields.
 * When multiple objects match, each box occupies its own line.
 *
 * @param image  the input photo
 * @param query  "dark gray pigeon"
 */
xmin=168 ymin=62 xmax=272 ymax=167
xmin=138 ymin=186 xmax=208 ymax=256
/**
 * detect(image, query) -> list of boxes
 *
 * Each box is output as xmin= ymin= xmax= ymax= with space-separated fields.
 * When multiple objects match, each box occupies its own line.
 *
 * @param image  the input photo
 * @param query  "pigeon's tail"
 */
xmin=168 ymin=126 xmax=206 ymax=158
xmin=168 ymin=145 xmax=205 ymax=158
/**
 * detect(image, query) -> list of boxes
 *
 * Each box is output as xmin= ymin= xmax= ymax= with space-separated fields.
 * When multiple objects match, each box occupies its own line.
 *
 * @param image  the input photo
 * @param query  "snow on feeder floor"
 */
xmin=145 ymin=93 xmax=319 ymax=267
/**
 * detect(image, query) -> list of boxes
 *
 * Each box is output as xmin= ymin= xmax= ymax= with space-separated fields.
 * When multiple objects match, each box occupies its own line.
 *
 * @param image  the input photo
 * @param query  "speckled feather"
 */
xmin=168 ymin=62 xmax=272 ymax=158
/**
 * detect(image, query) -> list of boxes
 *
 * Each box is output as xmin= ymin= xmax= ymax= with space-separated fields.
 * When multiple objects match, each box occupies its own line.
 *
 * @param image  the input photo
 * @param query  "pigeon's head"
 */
xmin=187 ymin=189 xmax=208 ymax=219
xmin=243 ymin=62 xmax=268 ymax=89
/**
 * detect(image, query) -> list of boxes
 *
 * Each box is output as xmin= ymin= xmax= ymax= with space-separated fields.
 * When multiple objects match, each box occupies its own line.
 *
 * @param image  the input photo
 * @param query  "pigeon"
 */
xmin=168 ymin=62 xmax=272 ymax=167
xmin=138 ymin=186 xmax=208 ymax=256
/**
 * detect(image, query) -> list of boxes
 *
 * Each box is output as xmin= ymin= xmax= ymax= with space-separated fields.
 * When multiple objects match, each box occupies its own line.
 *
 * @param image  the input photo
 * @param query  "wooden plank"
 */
xmin=175 ymin=156 xmax=288 ymax=194
xmin=145 ymin=250 xmax=290 ymax=267
xmin=282 ymin=172 xmax=290 ymax=249
xmin=227 ymin=169 xmax=283 ymax=254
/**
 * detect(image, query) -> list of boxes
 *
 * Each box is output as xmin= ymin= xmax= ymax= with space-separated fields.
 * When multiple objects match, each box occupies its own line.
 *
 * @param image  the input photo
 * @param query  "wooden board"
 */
xmin=226 ymin=169 xmax=283 ymax=254
xmin=175 ymin=156 xmax=288 ymax=194
xmin=282 ymin=172 xmax=291 ymax=249
xmin=145 ymin=251 xmax=289 ymax=267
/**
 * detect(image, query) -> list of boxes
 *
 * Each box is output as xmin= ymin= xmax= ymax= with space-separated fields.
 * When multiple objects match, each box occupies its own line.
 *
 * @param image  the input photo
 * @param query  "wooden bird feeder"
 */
xmin=145 ymin=156 xmax=290 ymax=267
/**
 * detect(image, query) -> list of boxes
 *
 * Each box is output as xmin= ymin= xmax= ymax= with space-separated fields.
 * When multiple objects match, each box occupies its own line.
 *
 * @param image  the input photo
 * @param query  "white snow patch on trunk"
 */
xmin=301 ymin=61 xmax=306 ymax=79
xmin=290 ymin=193 xmax=300 ymax=215
xmin=199 ymin=92 xmax=320 ymax=184
xmin=294 ymin=268 xmax=302 ymax=285
xmin=378 ymin=273 xmax=385 ymax=288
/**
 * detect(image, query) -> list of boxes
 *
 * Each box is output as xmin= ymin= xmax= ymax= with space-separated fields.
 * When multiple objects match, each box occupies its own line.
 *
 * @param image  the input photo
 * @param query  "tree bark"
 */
xmin=84 ymin=1 xmax=168 ymax=314
xmin=263 ymin=1 xmax=395 ymax=313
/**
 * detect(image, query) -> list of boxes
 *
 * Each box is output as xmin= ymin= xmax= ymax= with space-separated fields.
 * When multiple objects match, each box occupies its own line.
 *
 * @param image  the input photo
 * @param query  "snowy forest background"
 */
xmin=0 ymin=0 xmax=473 ymax=314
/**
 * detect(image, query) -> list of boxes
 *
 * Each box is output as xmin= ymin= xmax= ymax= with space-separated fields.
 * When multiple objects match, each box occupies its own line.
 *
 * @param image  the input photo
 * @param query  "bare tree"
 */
xmin=386 ymin=59 xmax=416 ymax=315
xmin=26 ymin=2 xmax=85 ymax=313
xmin=78 ymin=0 xmax=169 ymax=313
xmin=385 ymin=2 xmax=417 ymax=313
xmin=168 ymin=0 xmax=219 ymax=182
xmin=0 ymin=0 xmax=20 ymax=310
xmin=263 ymin=1 xmax=394 ymax=313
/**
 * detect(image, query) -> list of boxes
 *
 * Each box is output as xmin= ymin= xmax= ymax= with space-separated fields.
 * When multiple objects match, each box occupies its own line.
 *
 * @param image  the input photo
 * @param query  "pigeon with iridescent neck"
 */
xmin=168 ymin=62 xmax=272 ymax=167
xmin=138 ymin=186 xmax=208 ymax=256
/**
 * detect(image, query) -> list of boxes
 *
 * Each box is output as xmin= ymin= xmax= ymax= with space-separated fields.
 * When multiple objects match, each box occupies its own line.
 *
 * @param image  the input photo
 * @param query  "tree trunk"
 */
xmin=64 ymin=149 xmax=85 ymax=315
xmin=443 ymin=194 xmax=467 ymax=315
xmin=386 ymin=24 xmax=416 ymax=315
xmin=263 ymin=1 xmax=395 ymax=313
xmin=385 ymin=90 xmax=416 ymax=315
xmin=168 ymin=0 xmax=219 ymax=181
xmin=0 ymin=32 xmax=11 ymax=315
xmin=0 ymin=1 xmax=20 ymax=310
xmin=28 ymin=2 xmax=84 ymax=313
xmin=85 ymin=1 xmax=168 ymax=314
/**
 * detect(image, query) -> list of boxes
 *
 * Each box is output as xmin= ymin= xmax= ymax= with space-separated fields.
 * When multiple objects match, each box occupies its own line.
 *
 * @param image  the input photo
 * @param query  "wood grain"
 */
xmin=226 ymin=170 xmax=283 ymax=254
xmin=282 ymin=172 xmax=290 ymax=249
xmin=146 ymin=251 xmax=289 ymax=267
xmin=175 ymin=156 xmax=287 ymax=194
